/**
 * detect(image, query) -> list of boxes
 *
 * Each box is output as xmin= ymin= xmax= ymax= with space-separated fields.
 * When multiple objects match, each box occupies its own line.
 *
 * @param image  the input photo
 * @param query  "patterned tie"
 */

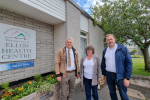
xmin=68 ymin=50 xmax=71 ymax=67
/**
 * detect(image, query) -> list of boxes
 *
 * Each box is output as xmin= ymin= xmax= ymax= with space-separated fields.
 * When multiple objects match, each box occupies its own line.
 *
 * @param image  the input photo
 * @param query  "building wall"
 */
xmin=66 ymin=1 xmax=81 ymax=59
xmin=54 ymin=1 xmax=104 ymax=61
xmin=0 ymin=8 xmax=54 ymax=84
xmin=19 ymin=0 xmax=66 ymax=21
xmin=54 ymin=22 xmax=67 ymax=59
xmin=54 ymin=1 xmax=81 ymax=60
xmin=136 ymin=46 xmax=143 ymax=56
xmin=88 ymin=19 xmax=104 ymax=60
xmin=0 ymin=0 xmax=105 ymax=85
xmin=126 ymin=45 xmax=136 ymax=52
xmin=127 ymin=45 xmax=143 ymax=55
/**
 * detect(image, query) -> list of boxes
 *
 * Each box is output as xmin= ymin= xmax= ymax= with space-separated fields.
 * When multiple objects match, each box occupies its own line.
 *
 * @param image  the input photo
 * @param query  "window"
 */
xmin=80 ymin=32 xmax=87 ymax=58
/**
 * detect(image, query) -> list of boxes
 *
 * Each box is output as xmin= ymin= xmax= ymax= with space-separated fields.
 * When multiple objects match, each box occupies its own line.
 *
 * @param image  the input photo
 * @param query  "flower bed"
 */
xmin=0 ymin=73 xmax=59 ymax=100
xmin=19 ymin=83 xmax=60 ymax=100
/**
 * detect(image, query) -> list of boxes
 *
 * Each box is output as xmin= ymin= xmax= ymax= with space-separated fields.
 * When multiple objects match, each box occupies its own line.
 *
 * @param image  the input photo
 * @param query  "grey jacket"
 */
xmin=80 ymin=55 xmax=102 ymax=87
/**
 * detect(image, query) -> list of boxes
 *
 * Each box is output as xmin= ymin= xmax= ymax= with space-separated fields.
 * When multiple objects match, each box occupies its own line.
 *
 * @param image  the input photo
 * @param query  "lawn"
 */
xmin=131 ymin=55 xmax=143 ymax=58
xmin=132 ymin=58 xmax=150 ymax=76
xmin=132 ymin=59 xmax=144 ymax=63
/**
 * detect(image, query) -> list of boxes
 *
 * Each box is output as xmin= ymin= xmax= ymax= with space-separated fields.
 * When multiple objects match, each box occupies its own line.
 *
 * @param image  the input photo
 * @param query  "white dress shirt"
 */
xmin=105 ymin=43 xmax=118 ymax=73
xmin=66 ymin=48 xmax=76 ymax=71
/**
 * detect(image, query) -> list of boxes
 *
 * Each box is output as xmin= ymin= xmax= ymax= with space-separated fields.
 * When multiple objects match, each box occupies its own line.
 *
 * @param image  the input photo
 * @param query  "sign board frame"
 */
xmin=0 ymin=23 xmax=36 ymax=62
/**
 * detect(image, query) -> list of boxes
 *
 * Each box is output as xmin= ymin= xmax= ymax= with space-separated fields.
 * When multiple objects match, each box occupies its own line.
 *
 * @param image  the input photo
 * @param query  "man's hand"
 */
xmin=57 ymin=76 xmax=61 ymax=82
xmin=98 ymin=79 xmax=102 ymax=82
xmin=123 ymin=79 xmax=130 ymax=87
xmin=104 ymin=76 xmax=107 ymax=82
xmin=77 ymin=74 xmax=80 ymax=79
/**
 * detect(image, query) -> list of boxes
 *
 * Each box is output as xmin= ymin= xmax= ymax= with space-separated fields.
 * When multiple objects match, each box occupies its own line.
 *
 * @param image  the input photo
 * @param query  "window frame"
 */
xmin=80 ymin=31 xmax=88 ymax=57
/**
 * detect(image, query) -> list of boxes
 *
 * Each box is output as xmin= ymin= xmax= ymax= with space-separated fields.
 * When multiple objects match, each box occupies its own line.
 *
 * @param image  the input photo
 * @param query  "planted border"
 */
xmin=0 ymin=73 xmax=58 ymax=100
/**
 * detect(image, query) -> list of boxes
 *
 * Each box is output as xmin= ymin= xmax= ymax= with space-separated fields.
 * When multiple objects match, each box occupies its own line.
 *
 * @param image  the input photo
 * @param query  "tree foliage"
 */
xmin=91 ymin=0 xmax=150 ymax=70
xmin=91 ymin=0 xmax=150 ymax=46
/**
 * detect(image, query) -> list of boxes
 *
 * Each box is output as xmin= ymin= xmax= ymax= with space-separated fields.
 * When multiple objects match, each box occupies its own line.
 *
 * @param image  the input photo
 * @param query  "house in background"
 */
xmin=0 ymin=0 xmax=104 ymax=84
xmin=126 ymin=45 xmax=136 ymax=52
xmin=126 ymin=45 xmax=143 ymax=55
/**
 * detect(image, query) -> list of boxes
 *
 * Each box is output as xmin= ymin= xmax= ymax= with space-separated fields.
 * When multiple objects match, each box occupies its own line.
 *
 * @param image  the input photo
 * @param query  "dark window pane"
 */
xmin=81 ymin=32 xmax=86 ymax=36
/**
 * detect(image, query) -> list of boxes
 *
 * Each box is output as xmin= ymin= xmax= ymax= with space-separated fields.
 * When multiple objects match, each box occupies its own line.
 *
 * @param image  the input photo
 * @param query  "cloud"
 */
xmin=84 ymin=0 xmax=103 ymax=8
xmin=77 ymin=2 xmax=81 ymax=7
xmin=91 ymin=0 xmax=96 ymax=6
xmin=88 ymin=0 xmax=101 ymax=6
xmin=83 ymin=3 xmax=90 ymax=8
xmin=99 ymin=2 xmax=104 ymax=6
xmin=85 ymin=9 xmax=89 ymax=12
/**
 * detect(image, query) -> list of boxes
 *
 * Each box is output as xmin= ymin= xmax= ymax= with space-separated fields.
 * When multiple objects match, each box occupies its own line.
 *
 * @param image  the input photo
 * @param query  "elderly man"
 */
xmin=55 ymin=37 xmax=80 ymax=100
xmin=101 ymin=34 xmax=132 ymax=100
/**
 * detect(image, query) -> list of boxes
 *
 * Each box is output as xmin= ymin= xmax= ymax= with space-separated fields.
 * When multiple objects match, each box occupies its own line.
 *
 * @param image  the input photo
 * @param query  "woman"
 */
xmin=80 ymin=45 xmax=102 ymax=100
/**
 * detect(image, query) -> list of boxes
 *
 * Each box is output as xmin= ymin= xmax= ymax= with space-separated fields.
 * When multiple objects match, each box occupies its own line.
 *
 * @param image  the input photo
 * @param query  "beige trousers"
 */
xmin=60 ymin=71 xmax=76 ymax=100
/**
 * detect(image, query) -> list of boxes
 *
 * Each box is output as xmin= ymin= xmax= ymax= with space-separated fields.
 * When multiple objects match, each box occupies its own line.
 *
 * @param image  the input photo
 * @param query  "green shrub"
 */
xmin=34 ymin=74 xmax=43 ymax=86
xmin=45 ymin=74 xmax=58 ymax=84
xmin=36 ymin=81 xmax=55 ymax=93
xmin=132 ymin=49 xmax=137 ymax=52
xmin=12 ymin=80 xmax=37 ymax=99
xmin=1 ymin=82 xmax=9 ymax=93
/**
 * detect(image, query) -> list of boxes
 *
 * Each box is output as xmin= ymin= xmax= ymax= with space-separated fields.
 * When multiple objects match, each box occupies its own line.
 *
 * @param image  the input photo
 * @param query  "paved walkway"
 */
xmin=74 ymin=85 xmax=143 ymax=100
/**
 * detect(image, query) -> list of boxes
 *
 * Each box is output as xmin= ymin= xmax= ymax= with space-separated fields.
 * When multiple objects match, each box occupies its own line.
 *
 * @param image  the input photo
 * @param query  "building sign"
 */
xmin=0 ymin=61 xmax=34 ymax=71
xmin=0 ymin=23 xmax=36 ymax=62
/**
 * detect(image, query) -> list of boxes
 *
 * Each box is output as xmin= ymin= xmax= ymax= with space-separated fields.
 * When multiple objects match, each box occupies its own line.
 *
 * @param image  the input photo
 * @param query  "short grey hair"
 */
xmin=85 ymin=45 xmax=95 ymax=54
xmin=66 ymin=37 xmax=73 ymax=42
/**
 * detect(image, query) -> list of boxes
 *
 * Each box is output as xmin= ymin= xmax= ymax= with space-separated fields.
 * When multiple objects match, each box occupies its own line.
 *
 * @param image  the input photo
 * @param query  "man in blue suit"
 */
xmin=101 ymin=34 xmax=132 ymax=100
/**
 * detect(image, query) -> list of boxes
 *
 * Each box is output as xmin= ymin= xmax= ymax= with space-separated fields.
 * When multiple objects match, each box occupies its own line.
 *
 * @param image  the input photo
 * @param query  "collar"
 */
xmin=108 ymin=43 xmax=117 ymax=50
xmin=66 ymin=47 xmax=72 ymax=51
xmin=64 ymin=46 xmax=76 ymax=51
xmin=104 ymin=43 xmax=123 ymax=53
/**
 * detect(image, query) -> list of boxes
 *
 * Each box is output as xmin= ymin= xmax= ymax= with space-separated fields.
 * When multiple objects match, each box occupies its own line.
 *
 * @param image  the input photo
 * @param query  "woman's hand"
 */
xmin=77 ymin=74 xmax=80 ymax=79
xmin=104 ymin=76 xmax=107 ymax=82
xmin=98 ymin=79 xmax=102 ymax=82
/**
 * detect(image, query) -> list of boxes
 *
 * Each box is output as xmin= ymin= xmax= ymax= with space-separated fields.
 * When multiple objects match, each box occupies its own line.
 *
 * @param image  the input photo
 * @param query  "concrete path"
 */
xmin=74 ymin=85 xmax=145 ymax=100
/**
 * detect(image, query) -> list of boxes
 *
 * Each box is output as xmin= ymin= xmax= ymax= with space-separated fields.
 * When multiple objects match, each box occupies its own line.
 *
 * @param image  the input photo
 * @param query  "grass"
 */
xmin=131 ymin=55 xmax=143 ymax=58
xmin=132 ymin=59 xmax=144 ymax=63
xmin=132 ymin=58 xmax=150 ymax=76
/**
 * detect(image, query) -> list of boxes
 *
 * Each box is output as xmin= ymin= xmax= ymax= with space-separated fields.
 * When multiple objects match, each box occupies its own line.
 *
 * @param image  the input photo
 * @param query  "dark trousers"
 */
xmin=84 ymin=77 xmax=99 ymax=100
xmin=106 ymin=71 xmax=129 ymax=100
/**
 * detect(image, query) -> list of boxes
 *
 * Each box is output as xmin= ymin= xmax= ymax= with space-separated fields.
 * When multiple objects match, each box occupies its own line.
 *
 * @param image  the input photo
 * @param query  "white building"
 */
xmin=0 ymin=0 xmax=104 ymax=84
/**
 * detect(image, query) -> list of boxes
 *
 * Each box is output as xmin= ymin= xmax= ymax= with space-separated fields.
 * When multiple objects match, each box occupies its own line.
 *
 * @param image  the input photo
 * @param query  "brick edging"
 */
xmin=129 ymin=84 xmax=150 ymax=99
xmin=131 ymin=75 xmax=150 ymax=80
xmin=130 ymin=75 xmax=150 ymax=99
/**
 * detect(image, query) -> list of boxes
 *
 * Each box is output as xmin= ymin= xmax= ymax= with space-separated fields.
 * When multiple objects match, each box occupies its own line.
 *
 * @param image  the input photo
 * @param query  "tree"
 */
xmin=91 ymin=0 xmax=150 ymax=71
